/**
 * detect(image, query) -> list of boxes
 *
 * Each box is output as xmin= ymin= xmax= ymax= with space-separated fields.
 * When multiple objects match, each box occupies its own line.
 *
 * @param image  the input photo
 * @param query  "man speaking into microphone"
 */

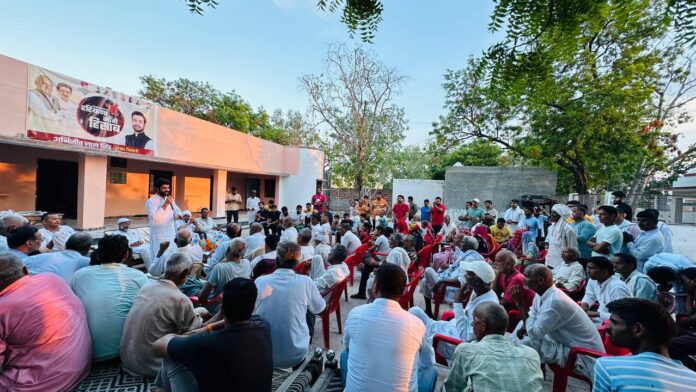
xmin=146 ymin=178 xmax=182 ymax=261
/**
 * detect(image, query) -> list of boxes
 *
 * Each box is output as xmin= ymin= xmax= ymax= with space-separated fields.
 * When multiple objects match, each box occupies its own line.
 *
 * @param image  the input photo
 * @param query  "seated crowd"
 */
xmin=1 ymin=188 xmax=696 ymax=392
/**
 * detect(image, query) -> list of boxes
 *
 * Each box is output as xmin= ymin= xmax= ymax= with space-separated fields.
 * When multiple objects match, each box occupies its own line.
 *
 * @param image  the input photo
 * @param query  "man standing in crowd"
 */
xmin=246 ymin=190 xmax=261 ymax=224
xmin=70 ymin=235 xmax=150 ymax=361
xmin=580 ymin=256 xmax=632 ymax=324
xmin=420 ymin=199 xmax=431 ymax=223
xmin=120 ymin=253 xmax=206 ymax=377
xmin=408 ymin=196 xmax=419 ymax=222
xmin=587 ymin=205 xmax=623 ymax=259
xmin=570 ymin=205 xmax=596 ymax=258
xmin=152 ymin=278 xmax=273 ymax=392
xmin=114 ymin=217 xmax=150 ymax=266
xmin=483 ymin=200 xmax=498 ymax=221
xmin=430 ymin=197 xmax=446 ymax=234
xmin=504 ymin=199 xmax=525 ymax=231
xmin=0 ymin=253 xmax=92 ymax=391
xmin=594 ymin=299 xmax=696 ymax=391
xmin=510 ymin=264 xmax=605 ymax=379
xmin=146 ymin=178 xmax=181 ymax=261
xmin=626 ymin=209 xmax=664 ymax=272
xmin=545 ymin=204 xmax=578 ymax=269
xmin=464 ymin=198 xmax=485 ymax=229
xmin=343 ymin=264 xmax=434 ymax=392
xmin=393 ymin=195 xmax=410 ymax=227
xmin=612 ymin=191 xmax=633 ymax=222
xmin=38 ymin=212 xmax=75 ymax=252
xmin=25 ymin=232 xmax=91 ymax=283
xmin=371 ymin=192 xmax=389 ymax=225
xmin=613 ymin=253 xmax=657 ymax=300
xmin=443 ymin=302 xmax=543 ymax=392
xmin=225 ymin=186 xmax=243 ymax=223
xmin=311 ymin=186 xmax=327 ymax=214
xmin=254 ymin=241 xmax=325 ymax=368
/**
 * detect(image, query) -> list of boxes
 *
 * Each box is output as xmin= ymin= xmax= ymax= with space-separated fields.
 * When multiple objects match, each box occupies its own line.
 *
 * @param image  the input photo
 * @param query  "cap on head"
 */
xmin=463 ymin=259 xmax=495 ymax=284
xmin=117 ymin=217 xmax=130 ymax=224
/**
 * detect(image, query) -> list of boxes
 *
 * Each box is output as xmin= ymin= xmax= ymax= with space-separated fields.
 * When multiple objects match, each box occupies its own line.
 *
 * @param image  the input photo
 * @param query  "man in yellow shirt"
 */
xmin=491 ymin=218 xmax=512 ymax=244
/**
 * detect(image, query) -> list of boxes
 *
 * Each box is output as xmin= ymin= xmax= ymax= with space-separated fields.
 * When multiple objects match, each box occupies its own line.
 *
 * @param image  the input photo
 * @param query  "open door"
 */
xmin=36 ymin=159 xmax=78 ymax=218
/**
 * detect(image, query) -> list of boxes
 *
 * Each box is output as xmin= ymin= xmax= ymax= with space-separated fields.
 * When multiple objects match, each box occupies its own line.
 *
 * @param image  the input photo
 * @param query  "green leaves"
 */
xmin=183 ymin=0 xmax=218 ymax=15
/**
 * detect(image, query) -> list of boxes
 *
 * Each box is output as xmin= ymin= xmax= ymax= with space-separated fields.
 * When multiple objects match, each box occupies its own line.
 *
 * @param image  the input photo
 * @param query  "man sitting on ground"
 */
xmin=0 ymin=253 xmax=91 ymax=391
xmin=254 ymin=241 xmax=325 ymax=368
xmin=443 ymin=302 xmax=543 ymax=392
xmin=38 ymin=212 xmax=75 ymax=252
xmin=343 ymin=264 xmax=435 ymax=392
xmin=410 ymin=259 xmax=499 ymax=359
xmin=199 ymin=238 xmax=251 ymax=306
xmin=419 ymin=235 xmax=483 ymax=317
xmin=510 ymin=264 xmax=604 ymax=378
xmin=70 ymin=235 xmax=150 ymax=361
xmin=594 ymin=298 xmax=696 ymax=391
xmin=25 ymin=232 xmax=91 ymax=283
xmin=195 ymin=208 xmax=216 ymax=239
xmin=613 ymin=252 xmax=657 ymax=301
xmin=120 ymin=253 xmax=207 ymax=377
xmin=581 ymin=256 xmax=632 ymax=324
xmin=553 ymin=246 xmax=586 ymax=291
xmin=153 ymin=278 xmax=273 ymax=392
xmin=6 ymin=226 xmax=42 ymax=262
xmin=279 ymin=216 xmax=298 ymax=243
xmin=204 ymin=223 xmax=242 ymax=275
xmin=114 ymin=217 xmax=151 ymax=266
xmin=244 ymin=222 xmax=266 ymax=259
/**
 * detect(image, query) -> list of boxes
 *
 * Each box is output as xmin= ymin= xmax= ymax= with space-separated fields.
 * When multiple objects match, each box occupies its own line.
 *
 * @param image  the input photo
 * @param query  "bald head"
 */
xmin=66 ymin=232 xmax=93 ymax=255
xmin=174 ymin=229 xmax=192 ymax=247
xmin=0 ymin=253 xmax=26 ymax=291
xmin=226 ymin=223 xmax=241 ymax=238
xmin=0 ymin=213 xmax=29 ymax=236
xmin=474 ymin=302 xmax=509 ymax=337
xmin=524 ymin=264 xmax=554 ymax=294
xmin=249 ymin=222 xmax=263 ymax=234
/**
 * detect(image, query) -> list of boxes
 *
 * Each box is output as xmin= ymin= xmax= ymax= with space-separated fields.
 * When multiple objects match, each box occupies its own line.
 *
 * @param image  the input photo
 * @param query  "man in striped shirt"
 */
xmin=594 ymin=298 xmax=696 ymax=391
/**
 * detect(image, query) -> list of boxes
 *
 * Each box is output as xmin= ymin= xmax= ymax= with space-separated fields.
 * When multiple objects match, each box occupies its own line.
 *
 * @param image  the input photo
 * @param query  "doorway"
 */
xmin=36 ymin=159 xmax=78 ymax=218
xmin=246 ymin=178 xmax=260 ymax=201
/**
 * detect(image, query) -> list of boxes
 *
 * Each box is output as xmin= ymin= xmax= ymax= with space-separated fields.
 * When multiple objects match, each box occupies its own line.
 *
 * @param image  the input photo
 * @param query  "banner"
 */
xmin=26 ymin=65 xmax=156 ymax=156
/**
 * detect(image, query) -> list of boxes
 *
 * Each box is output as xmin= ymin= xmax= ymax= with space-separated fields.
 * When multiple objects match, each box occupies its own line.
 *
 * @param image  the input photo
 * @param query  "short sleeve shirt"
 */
xmin=311 ymin=194 xmax=327 ymax=213
xmin=168 ymin=315 xmax=273 ymax=392
xmin=430 ymin=203 xmax=446 ymax=225
xmin=207 ymin=260 xmax=252 ymax=296
xmin=392 ymin=203 xmax=409 ymax=220
xmin=593 ymin=224 xmax=623 ymax=259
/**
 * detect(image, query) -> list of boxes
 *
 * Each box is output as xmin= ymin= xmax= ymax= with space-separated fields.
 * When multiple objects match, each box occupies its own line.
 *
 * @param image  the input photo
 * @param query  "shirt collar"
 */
xmin=479 ymin=334 xmax=506 ymax=344
xmin=540 ymin=286 xmax=557 ymax=302
xmin=273 ymin=268 xmax=295 ymax=275
xmin=372 ymin=297 xmax=402 ymax=309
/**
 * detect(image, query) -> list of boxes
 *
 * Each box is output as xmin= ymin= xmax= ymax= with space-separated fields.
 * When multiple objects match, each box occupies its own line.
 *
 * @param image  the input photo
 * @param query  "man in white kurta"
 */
xmin=246 ymin=190 xmax=261 ymax=224
xmin=114 ymin=218 xmax=150 ymax=266
xmin=146 ymin=180 xmax=181 ymax=261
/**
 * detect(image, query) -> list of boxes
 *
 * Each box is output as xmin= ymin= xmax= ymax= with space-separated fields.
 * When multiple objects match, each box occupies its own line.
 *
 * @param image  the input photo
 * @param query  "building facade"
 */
xmin=0 ymin=54 xmax=323 ymax=229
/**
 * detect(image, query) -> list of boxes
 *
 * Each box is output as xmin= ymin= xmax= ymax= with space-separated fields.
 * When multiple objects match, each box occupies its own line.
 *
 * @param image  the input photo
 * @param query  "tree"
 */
xmin=301 ymin=44 xmax=407 ymax=192
xmin=430 ymin=139 xmax=505 ymax=180
xmin=433 ymin=1 xmax=672 ymax=194
xmin=390 ymin=145 xmax=434 ymax=181
xmin=139 ymin=75 xmax=220 ymax=120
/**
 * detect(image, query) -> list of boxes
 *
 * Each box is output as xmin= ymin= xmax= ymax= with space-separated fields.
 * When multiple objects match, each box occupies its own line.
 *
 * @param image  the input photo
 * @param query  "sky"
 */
xmin=0 ymin=1 xmax=693 ymax=148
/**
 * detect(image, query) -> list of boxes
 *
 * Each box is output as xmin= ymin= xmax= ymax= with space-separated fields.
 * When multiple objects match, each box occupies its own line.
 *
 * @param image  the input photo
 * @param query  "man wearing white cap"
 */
xmin=463 ymin=198 xmax=485 ymax=229
xmin=410 ymin=258 xmax=499 ymax=360
xmin=114 ymin=217 xmax=150 ymax=266
xmin=545 ymin=204 xmax=578 ymax=269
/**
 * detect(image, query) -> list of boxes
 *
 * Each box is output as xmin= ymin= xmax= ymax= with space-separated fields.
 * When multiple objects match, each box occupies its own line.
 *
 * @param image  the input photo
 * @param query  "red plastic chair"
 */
xmin=399 ymin=267 xmax=424 ymax=310
xmin=559 ymin=279 xmax=587 ymax=302
xmin=432 ymin=333 xmax=462 ymax=366
xmin=293 ymin=259 xmax=311 ymax=276
xmin=347 ymin=244 xmax=370 ymax=286
xmin=520 ymin=249 xmax=548 ymax=273
xmin=549 ymin=322 xmax=631 ymax=392
xmin=416 ymin=245 xmax=433 ymax=268
xmin=318 ymin=278 xmax=348 ymax=349
xmin=188 ymin=292 xmax=223 ymax=307
xmin=433 ymin=281 xmax=460 ymax=320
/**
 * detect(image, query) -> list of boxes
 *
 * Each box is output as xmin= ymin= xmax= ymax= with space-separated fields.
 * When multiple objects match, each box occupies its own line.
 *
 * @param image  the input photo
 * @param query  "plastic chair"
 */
xmin=520 ymin=249 xmax=548 ymax=273
xmin=188 ymin=292 xmax=223 ymax=307
xmin=432 ymin=334 xmax=462 ymax=366
xmin=549 ymin=322 xmax=631 ymax=392
xmin=433 ymin=281 xmax=461 ymax=320
xmin=559 ymin=279 xmax=587 ymax=302
xmin=416 ymin=245 xmax=433 ymax=268
xmin=293 ymin=259 xmax=311 ymax=276
xmin=347 ymin=244 xmax=370 ymax=286
xmin=399 ymin=268 xmax=424 ymax=310
xmin=319 ymin=278 xmax=348 ymax=349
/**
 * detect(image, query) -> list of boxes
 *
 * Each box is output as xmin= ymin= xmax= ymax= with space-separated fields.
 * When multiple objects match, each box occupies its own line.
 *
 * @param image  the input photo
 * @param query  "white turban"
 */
xmin=181 ymin=210 xmax=192 ymax=217
xmin=551 ymin=204 xmax=572 ymax=218
xmin=386 ymin=247 xmax=411 ymax=277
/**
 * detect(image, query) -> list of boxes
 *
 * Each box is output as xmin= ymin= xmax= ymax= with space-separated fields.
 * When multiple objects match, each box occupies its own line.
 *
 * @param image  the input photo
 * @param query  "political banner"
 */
xmin=26 ymin=65 xmax=156 ymax=156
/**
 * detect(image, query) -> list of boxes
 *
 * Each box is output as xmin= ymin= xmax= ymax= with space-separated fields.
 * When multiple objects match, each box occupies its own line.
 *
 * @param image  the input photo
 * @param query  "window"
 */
xmin=109 ymin=172 xmax=127 ymax=184
xmin=264 ymin=179 xmax=276 ymax=198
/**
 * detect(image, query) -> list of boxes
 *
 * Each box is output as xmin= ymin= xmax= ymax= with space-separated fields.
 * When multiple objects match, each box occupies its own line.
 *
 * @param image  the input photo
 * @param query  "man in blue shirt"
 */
xmin=569 ymin=205 xmax=596 ymax=258
xmin=520 ymin=207 xmax=540 ymax=255
xmin=25 ymin=232 xmax=91 ymax=283
xmin=420 ymin=199 xmax=431 ymax=223
xmin=625 ymin=209 xmax=664 ymax=272
xmin=594 ymin=298 xmax=696 ymax=391
xmin=587 ymin=205 xmax=623 ymax=259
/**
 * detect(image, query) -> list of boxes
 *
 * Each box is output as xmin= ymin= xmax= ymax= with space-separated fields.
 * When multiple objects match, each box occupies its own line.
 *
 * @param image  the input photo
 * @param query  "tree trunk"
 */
xmin=355 ymin=173 xmax=364 ymax=195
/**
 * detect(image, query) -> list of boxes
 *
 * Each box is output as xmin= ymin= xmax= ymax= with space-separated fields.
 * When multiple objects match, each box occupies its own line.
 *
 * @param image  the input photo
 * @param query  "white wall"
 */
xmin=670 ymin=225 xmax=696 ymax=258
xmin=279 ymin=148 xmax=324 ymax=210
xmin=392 ymin=179 xmax=445 ymax=206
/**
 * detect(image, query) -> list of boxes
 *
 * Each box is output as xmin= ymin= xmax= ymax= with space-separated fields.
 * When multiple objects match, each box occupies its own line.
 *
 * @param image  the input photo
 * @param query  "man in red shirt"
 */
xmin=392 ymin=195 xmax=409 ymax=228
xmin=492 ymin=249 xmax=535 ymax=328
xmin=430 ymin=196 xmax=446 ymax=234
xmin=311 ymin=186 xmax=327 ymax=214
